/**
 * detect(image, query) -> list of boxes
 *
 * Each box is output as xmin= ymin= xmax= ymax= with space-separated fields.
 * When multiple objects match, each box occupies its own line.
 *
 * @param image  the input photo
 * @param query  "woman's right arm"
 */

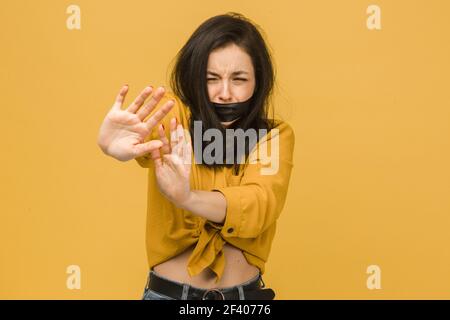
xmin=97 ymin=84 xmax=174 ymax=162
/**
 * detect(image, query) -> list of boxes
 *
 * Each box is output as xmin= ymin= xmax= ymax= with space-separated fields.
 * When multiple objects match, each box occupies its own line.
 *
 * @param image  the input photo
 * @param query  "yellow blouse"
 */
xmin=135 ymin=92 xmax=295 ymax=283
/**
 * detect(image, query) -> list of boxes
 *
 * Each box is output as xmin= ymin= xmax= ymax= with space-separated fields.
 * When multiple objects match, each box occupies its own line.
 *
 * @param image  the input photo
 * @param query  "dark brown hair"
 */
xmin=170 ymin=12 xmax=276 ymax=175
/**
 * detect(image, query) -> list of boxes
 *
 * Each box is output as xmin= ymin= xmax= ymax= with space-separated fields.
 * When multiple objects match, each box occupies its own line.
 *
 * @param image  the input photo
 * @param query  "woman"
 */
xmin=97 ymin=12 xmax=295 ymax=300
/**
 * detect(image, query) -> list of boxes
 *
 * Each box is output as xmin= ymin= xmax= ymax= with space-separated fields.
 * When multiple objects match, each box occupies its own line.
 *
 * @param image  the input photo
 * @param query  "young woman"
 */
xmin=97 ymin=12 xmax=295 ymax=300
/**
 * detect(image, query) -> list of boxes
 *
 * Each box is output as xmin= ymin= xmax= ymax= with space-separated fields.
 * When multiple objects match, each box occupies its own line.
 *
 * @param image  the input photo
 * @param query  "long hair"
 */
xmin=170 ymin=12 xmax=276 ymax=175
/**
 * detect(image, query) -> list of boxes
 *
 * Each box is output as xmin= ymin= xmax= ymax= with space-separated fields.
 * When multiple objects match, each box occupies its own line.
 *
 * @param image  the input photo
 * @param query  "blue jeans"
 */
xmin=142 ymin=270 xmax=263 ymax=300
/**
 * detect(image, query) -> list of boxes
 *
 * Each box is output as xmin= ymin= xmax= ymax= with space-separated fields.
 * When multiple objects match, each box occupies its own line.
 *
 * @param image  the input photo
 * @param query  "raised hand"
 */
xmin=151 ymin=117 xmax=193 ymax=207
xmin=97 ymin=85 xmax=175 ymax=161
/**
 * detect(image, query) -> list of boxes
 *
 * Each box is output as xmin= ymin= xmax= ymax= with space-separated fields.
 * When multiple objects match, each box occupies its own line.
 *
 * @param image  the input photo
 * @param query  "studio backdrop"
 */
xmin=1 ymin=0 xmax=449 ymax=299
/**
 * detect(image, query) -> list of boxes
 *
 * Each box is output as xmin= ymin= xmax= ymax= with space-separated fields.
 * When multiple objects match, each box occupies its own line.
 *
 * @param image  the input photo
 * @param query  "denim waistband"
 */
xmin=148 ymin=269 xmax=264 ymax=293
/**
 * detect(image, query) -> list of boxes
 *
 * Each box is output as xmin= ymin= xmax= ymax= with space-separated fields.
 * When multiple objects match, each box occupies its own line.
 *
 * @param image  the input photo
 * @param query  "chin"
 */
xmin=221 ymin=119 xmax=238 ymax=127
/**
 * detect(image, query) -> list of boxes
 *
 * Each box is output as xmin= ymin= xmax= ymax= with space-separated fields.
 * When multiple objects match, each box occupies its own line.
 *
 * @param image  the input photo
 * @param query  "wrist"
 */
xmin=176 ymin=190 xmax=195 ymax=210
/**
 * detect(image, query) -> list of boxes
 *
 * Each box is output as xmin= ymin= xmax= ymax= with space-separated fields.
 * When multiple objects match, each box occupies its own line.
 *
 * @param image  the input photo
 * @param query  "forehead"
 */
xmin=207 ymin=43 xmax=254 ymax=74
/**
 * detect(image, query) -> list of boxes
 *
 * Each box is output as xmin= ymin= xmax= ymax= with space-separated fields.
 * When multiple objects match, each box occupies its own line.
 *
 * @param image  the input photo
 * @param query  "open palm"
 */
xmin=97 ymin=85 xmax=175 ymax=161
xmin=150 ymin=117 xmax=193 ymax=207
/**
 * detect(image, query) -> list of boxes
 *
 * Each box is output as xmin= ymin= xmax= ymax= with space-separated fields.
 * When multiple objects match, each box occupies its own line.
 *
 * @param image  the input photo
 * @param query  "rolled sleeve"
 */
xmin=210 ymin=187 xmax=243 ymax=237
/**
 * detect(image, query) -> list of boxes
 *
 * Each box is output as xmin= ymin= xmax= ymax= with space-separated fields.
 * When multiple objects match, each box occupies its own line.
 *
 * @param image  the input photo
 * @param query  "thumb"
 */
xmin=134 ymin=140 xmax=164 ymax=158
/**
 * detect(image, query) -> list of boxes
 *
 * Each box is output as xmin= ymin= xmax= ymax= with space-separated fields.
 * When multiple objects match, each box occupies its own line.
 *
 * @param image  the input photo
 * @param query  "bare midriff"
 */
xmin=152 ymin=243 xmax=260 ymax=289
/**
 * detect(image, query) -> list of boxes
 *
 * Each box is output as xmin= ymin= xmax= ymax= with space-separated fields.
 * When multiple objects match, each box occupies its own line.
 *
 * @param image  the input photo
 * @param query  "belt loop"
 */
xmin=238 ymin=285 xmax=245 ymax=300
xmin=145 ymin=271 xmax=151 ymax=290
xmin=259 ymin=275 xmax=266 ymax=288
xmin=181 ymin=283 xmax=190 ymax=300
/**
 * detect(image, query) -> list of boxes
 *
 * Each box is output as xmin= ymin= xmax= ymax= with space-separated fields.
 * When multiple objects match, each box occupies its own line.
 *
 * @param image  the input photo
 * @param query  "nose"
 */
xmin=217 ymin=82 xmax=232 ymax=103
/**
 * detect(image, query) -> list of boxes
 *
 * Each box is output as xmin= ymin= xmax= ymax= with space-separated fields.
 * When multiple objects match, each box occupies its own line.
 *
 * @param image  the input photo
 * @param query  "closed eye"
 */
xmin=207 ymin=78 xmax=248 ymax=81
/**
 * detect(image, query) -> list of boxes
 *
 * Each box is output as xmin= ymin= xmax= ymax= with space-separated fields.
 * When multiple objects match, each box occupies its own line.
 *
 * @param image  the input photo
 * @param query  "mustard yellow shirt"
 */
xmin=135 ymin=92 xmax=295 ymax=283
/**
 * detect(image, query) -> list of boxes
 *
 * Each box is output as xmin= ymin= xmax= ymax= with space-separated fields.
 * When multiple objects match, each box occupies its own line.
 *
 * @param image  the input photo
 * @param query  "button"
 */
xmin=227 ymin=227 xmax=234 ymax=234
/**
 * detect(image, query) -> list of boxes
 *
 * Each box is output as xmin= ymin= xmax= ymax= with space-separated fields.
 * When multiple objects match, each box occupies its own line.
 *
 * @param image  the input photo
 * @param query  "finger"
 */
xmin=169 ymin=117 xmax=178 ymax=151
xmin=112 ymin=84 xmax=129 ymax=110
xmin=136 ymin=86 xmax=167 ymax=121
xmin=126 ymin=85 xmax=153 ymax=114
xmin=144 ymin=99 xmax=175 ymax=130
xmin=183 ymin=132 xmax=192 ymax=165
xmin=187 ymin=141 xmax=192 ymax=164
xmin=176 ymin=124 xmax=184 ymax=158
xmin=158 ymin=124 xmax=171 ymax=155
xmin=133 ymin=140 xmax=163 ymax=158
xmin=150 ymin=147 xmax=162 ymax=169
xmin=154 ymin=156 xmax=163 ymax=169
xmin=150 ymin=147 xmax=161 ymax=161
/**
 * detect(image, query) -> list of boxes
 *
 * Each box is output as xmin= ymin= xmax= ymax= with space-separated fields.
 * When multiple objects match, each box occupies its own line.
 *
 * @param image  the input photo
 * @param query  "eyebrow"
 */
xmin=207 ymin=70 xmax=249 ymax=76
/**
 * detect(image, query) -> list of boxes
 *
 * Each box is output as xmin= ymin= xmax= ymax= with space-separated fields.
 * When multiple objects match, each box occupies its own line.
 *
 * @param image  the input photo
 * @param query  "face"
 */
xmin=206 ymin=43 xmax=256 ymax=127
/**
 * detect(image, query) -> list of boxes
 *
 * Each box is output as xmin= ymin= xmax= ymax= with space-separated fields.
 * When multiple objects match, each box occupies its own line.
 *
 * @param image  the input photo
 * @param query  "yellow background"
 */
xmin=1 ymin=0 xmax=449 ymax=299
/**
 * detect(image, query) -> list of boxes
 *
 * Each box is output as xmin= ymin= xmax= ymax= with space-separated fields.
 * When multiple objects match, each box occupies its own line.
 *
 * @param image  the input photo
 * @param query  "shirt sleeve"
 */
xmin=210 ymin=121 xmax=295 ymax=239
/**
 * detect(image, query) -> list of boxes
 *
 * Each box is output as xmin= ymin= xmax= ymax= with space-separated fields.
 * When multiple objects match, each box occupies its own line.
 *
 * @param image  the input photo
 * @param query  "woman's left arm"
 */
xmin=150 ymin=117 xmax=227 ymax=224
xmin=152 ymin=119 xmax=295 ymax=231
xmin=177 ymin=190 xmax=227 ymax=224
